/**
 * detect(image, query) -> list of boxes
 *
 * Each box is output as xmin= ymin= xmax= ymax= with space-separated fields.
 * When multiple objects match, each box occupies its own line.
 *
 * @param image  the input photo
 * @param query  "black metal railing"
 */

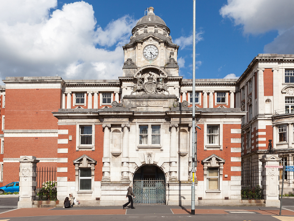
xmin=35 ymin=167 xmax=57 ymax=200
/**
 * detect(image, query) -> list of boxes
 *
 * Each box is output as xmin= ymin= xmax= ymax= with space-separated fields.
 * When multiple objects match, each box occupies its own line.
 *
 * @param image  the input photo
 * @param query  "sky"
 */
xmin=1 ymin=0 xmax=294 ymax=83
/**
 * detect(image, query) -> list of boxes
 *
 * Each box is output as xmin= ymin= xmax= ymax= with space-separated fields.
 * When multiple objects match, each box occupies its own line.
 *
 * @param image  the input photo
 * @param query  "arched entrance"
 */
xmin=133 ymin=165 xmax=166 ymax=204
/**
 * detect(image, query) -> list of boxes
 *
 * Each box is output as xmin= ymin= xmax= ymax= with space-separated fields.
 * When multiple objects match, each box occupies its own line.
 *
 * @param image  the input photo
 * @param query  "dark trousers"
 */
xmin=123 ymin=195 xmax=134 ymax=208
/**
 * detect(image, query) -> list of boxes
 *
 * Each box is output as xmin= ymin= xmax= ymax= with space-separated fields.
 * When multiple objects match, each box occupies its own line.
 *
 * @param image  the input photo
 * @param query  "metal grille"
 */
xmin=133 ymin=179 xmax=166 ymax=204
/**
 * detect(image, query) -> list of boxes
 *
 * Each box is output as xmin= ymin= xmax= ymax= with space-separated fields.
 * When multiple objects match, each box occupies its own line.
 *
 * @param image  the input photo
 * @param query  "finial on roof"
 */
xmin=148 ymin=7 xmax=154 ymax=14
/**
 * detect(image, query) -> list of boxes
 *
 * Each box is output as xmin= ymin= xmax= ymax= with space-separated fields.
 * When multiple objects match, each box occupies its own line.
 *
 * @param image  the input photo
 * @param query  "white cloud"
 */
xmin=220 ymin=0 xmax=294 ymax=34
xmin=224 ymin=73 xmax=239 ymax=79
xmin=177 ymin=57 xmax=185 ymax=68
xmin=174 ymin=31 xmax=203 ymax=49
xmin=0 ymin=1 xmax=136 ymax=82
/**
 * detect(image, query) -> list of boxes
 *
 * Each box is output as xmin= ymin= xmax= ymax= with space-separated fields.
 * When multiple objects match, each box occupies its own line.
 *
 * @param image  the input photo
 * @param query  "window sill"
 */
xmin=137 ymin=145 xmax=162 ymax=149
xmin=77 ymin=191 xmax=93 ymax=194
xmin=206 ymin=190 xmax=221 ymax=193
xmin=78 ymin=145 xmax=94 ymax=150
xmin=205 ymin=145 xmax=221 ymax=150
xmin=276 ymin=142 xmax=288 ymax=146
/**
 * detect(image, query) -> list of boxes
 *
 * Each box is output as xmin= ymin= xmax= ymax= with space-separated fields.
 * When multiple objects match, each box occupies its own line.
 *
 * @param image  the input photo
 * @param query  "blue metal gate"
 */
xmin=133 ymin=179 xmax=166 ymax=204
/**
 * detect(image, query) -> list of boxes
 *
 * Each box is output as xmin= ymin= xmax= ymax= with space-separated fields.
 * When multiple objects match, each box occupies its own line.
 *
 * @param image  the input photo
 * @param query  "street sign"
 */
xmin=285 ymin=166 xmax=294 ymax=172
xmin=265 ymin=165 xmax=283 ymax=168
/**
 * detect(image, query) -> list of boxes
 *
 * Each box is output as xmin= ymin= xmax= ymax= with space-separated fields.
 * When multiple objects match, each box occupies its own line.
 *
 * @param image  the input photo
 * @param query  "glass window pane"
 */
xmin=81 ymin=135 xmax=92 ymax=144
xmin=139 ymin=135 xmax=148 ymax=144
xmin=152 ymin=135 xmax=160 ymax=144
xmin=81 ymin=126 xmax=92 ymax=134
xmin=80 ymin=179 xmax=91 ymax=190
xmin=80 ymin=169 xmax=91 ymax=177
xmin=140 ymin=126 xmax=148 ymax=134
xmin=152 ymin=125 xmax=160 ymax=134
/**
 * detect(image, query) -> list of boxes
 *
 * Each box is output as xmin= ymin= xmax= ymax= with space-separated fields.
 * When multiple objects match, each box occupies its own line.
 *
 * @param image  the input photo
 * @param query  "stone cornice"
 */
xmin=65 ymin=80 xmax=120 ymax=87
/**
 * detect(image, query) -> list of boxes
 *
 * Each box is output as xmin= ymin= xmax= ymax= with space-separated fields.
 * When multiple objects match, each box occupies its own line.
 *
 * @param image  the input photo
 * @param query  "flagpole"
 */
xmin=191 ymin=0 xmax=197 ymax=215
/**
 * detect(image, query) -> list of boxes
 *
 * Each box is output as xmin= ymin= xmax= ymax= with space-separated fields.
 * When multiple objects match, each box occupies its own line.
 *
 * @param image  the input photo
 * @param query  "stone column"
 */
xmin=122 ymin=124 xmax=130 ymax=181
xmin=18 ymin=156 xmax=39 ymax=208
xmin=66 ymin=92 xmax=71 ymax=109
xmin=260 ymin=154 xmax=281 ymax=207
xmin=115 ymin=93 xmax=119 ymax=102
xmin=289 ymin=124 xmax=293 ymax=149
xmin=230 ymin=91 xmax=235 ymax=108
xmin=62 ymin=93 xmax=65 ymax=109
xmin=88 ymin=92 xmax=93 ymax=109
xmin=209 ymin=91 xmax=214 ymax=108
xmin=182 ymin=91 xmax=187 ymax=102
xmin=170 ymin=123 xmax=178 ymax=181
xmin=94 ymin=92 xmax=98 ymax=109
xmin=203 ymin=91 xmax=208 ymax=108
xmin=102 ymin=124 xmax=111 ymax=181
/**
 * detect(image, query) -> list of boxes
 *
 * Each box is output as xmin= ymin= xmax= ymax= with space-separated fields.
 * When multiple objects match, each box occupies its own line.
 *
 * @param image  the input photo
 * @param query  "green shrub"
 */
xmin=37 ymin=181 xmax=57 ymax=200
xmin=242 ymin=185 xmax=263 ymax=199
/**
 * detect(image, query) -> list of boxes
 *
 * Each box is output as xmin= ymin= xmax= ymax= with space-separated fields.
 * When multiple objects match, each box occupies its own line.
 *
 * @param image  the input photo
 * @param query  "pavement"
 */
xmin=0 ymin=197 xmax=292 ymax=220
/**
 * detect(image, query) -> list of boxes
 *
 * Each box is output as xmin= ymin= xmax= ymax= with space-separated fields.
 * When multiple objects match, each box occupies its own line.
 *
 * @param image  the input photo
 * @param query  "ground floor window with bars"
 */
xmin=207 ymin=168 xmax=219 ymax=190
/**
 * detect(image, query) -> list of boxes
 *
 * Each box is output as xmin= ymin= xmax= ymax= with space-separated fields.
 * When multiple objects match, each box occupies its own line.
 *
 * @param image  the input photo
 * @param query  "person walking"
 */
xmin=123 ymin=184 xmax=135 ymax=209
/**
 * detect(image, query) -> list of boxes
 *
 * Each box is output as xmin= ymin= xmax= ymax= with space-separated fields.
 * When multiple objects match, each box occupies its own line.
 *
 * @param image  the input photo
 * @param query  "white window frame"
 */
xmin=100 ymin=92 xmax=113 ymax=105
xmin=285 ymin=97 xmax=294 ymax=114
xmin=2 ymin=94 xmax=5 ymax=108
xmin=79 ymin=168 xmax=92 ymax=191
xmin=204 ymin=123 xmax=223 ymax=150
xmin=0 ymin=139 xmax=3 ymax=154
xmin=76 ymin=124 xmax=95 ymax=150
xmin=188 ymin=92 xmax=201 ymax=104
xmin=285 ymin=69 xmax=294 ymax=83
xmin=216 ymin=92 xmax=227 ymax=104
xmin=75 ymin=92 xmax=86 ymax=106
xmin=137 ymin=124 xmax=161 ymax=149
xmin=1 ymin=116 xmax=4 ymax=131
xmin=278 ymin=125 xmax=287 ymax=143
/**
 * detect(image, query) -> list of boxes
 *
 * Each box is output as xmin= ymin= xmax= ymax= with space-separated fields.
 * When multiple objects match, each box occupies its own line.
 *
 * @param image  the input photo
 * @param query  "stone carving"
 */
xmin=247 ymin=94 xmax=252 ymax=105
xmin=132 ymin=71 xmax=169 ymax=95
xmin=217 ymin=105 xmax=227 ymax=108
xmin=146 ymin=152 xmax=153 ymax=164
xmin=111 ymin=101 xmax=123 ymax=107
xmin=165 ymin=57 xmax=179 ymax=68
xmin=281 ymin=86 xmax=294 ymax=95
xmin=122 ymin=58 xmax=137 ymax=69
xmin=182 ymin=100 xmax=188 ymax=108
xmin=241 ymin=101 xmax=245 ymax=111
xmin=21 ymin=168 xmax=30 ymax=177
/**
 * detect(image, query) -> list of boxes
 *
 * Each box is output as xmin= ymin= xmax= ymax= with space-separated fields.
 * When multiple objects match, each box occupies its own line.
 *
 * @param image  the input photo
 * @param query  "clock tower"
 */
xmin=122 ymin=7 xmax=180 ymax=78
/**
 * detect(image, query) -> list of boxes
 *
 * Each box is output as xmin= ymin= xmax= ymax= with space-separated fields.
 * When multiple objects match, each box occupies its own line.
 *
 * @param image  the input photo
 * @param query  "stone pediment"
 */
xmin=73 ymin=155 xmax=97 ymax=167
xmin=281 ymin=86 xmax=294 ymax=95
xmin=202 ymin=154 xmax=225 ymax=167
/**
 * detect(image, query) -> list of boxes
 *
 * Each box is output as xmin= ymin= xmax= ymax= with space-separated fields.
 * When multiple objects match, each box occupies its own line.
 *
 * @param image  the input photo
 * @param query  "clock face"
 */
xmin=143 ymin=45 xmax=159 ymax=60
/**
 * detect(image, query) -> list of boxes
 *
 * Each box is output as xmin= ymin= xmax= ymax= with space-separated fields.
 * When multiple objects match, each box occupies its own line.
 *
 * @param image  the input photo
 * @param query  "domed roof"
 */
xmin=134 ymin=7 xmax=168 ymax=30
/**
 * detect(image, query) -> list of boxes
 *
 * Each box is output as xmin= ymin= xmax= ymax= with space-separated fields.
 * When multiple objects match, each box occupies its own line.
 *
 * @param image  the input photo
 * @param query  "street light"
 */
xmin=191 ymin=0 xmax=197 ymax=215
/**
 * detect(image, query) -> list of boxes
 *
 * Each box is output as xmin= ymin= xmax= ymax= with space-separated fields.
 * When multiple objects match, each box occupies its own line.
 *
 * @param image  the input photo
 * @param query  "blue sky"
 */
xmin=0 ymin=0 xmax=294 ymax=82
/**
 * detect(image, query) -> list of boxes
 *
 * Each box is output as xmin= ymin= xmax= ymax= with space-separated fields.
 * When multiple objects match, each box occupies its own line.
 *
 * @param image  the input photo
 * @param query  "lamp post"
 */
xmin=191 ymin=0 xmax=197 ymax=215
